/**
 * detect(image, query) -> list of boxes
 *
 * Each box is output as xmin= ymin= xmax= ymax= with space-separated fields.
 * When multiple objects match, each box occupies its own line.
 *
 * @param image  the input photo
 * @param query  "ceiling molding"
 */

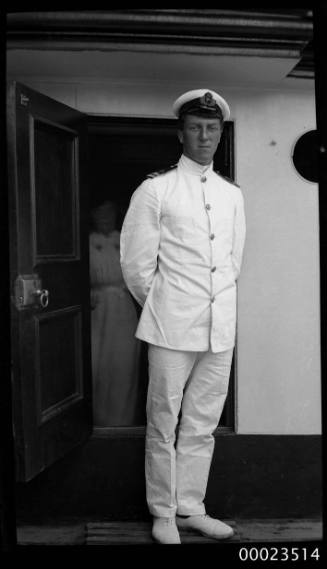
xmin=6 ymin=10 xmax=313 ymax=42
xmin=6 ymin=41 xmax=304 ymax=60
xmin=6 ymin=9 xmax=314 ymax=76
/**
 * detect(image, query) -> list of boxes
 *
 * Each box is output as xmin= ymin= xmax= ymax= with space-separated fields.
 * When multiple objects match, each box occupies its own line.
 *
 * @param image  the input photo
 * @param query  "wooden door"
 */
xmin=7 ymin=82 xmax=92 ymax=482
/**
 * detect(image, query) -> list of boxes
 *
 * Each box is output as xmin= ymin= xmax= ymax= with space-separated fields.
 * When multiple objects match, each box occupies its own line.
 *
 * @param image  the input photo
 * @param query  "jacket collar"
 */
xmin=178 ymin=154 xmax=214 ymax=176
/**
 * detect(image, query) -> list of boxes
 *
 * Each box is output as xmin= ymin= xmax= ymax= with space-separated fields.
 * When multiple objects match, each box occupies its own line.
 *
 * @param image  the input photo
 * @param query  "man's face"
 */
xmin=178 ymin=114 xmax=223 ymax=165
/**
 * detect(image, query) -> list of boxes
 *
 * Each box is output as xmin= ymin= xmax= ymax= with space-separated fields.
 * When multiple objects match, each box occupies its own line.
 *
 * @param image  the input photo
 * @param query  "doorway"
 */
xmin=87 ymin=116 xmax=235 ymax=430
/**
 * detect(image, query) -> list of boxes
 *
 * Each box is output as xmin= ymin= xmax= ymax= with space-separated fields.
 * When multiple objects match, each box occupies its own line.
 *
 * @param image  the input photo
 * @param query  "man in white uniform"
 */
xmin=120 ymin=89 xmax=246 ymax=544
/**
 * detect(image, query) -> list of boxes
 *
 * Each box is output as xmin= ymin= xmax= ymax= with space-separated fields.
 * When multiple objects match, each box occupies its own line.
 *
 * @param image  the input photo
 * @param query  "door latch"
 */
xmin=13 ymin=274 xmax=49 ymax=310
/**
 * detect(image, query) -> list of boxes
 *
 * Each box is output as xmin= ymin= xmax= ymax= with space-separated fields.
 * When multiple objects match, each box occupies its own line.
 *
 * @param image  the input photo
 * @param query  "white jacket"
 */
xmin=120 ymin=154 xmax=246 ymax=352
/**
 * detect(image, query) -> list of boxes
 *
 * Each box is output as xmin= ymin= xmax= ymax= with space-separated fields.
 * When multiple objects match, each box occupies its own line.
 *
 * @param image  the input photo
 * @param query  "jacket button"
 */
xmin=205 ymin=204 xmax=211 ymax=210
xmin=211 ymin=297 xmax=215 ymax=303
xmin=201 ymin=176 xmax=207 ymax=183
xmin=210 ymin=233 xmax=215 ymax=240
xmin=211 ymin=266 xmax=216 ymax=272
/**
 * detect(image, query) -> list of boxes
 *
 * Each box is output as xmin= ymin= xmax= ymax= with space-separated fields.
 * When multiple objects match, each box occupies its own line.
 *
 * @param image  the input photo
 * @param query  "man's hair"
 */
xmin=177 ymin=111 xmax=224 ymax=130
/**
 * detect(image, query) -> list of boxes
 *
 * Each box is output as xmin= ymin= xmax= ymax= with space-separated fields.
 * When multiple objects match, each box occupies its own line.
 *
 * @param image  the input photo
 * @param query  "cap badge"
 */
xmin=199 ymin=91 xmax=216 ymax=107
xmin=204 ymin=91 xmax=215 ymax=107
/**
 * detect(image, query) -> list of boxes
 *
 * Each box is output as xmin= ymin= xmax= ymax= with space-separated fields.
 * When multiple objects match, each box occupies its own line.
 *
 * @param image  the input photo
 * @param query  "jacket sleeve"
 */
xmin=120 ymin=179 xmax=161 ymax=307
xmin=232 ymin=187 xmax=246 ymax=280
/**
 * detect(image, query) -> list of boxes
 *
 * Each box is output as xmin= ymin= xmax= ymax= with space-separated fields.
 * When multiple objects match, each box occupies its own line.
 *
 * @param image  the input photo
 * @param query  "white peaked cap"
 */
xmin=172 ymin=89 xmax=230 ymax=121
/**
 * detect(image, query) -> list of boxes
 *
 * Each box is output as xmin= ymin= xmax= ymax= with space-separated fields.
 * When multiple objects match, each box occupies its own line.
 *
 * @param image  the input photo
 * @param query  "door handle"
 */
xmin=13 ymin=274 xmax=49 ymax=310
xmin=34 ymin=289 xmax=49 ymax=308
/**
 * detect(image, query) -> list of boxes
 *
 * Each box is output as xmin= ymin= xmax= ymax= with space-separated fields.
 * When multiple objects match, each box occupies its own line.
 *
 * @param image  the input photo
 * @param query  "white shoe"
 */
xmin=152 ymin=517 xmax=181 ymax=544
xmin=176 ymin=514 xmax=234 ymax=540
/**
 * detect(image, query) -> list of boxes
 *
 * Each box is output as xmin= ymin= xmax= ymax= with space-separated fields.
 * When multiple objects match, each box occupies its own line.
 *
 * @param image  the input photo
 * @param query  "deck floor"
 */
xmin=16 ymin=518 xmax=323 ymax=546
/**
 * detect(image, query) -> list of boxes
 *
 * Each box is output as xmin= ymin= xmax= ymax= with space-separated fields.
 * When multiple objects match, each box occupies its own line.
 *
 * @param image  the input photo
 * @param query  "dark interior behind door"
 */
xmin=87 ymin=117 xmax=235 ymax=429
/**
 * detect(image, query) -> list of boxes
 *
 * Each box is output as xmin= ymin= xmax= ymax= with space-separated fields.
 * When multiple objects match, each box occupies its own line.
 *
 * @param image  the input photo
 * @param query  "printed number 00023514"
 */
xmin=238 ymin=546 xmax=320 ymax=562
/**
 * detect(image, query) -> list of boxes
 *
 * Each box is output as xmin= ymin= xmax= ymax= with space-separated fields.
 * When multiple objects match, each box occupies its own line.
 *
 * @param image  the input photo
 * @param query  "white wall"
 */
xmin=231 ymin=88 xmax=321 ymax=434
xmin=7 ymin=52 xmax=321 ymax=435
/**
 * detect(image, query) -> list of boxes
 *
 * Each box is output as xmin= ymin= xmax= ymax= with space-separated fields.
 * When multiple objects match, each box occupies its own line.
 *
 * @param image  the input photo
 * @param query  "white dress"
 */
xmin=89 ymin=229 xmax=141 ymax=426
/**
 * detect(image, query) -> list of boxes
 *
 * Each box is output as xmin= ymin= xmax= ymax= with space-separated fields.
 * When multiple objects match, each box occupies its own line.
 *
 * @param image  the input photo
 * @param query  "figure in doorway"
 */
xmin=89 ymin=200 xmax=141 ymax=426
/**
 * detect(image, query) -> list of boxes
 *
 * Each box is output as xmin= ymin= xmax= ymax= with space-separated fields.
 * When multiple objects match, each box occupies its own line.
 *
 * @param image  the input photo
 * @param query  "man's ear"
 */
xmin=177 ymin=130 xmax=183 ymax=144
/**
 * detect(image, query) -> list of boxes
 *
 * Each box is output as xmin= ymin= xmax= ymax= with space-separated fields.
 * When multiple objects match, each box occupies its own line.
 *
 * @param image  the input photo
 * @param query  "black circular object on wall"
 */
xmin=292 ymin=129 xmax=318 ymax=183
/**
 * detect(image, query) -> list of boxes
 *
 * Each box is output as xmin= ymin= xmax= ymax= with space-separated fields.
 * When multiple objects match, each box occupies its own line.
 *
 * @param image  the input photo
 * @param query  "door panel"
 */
xmin=33 ymin=119 xmax=78 ymax=258
xmin=36 ymin=308 xmax=83 ymax=420
xmin=7 ymin=82 xmax=92 ymax=482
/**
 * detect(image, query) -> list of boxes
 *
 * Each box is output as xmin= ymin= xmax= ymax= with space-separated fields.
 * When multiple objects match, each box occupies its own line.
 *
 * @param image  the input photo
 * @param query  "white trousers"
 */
xmin=145 ymin=344 xmax=234 ymax=518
